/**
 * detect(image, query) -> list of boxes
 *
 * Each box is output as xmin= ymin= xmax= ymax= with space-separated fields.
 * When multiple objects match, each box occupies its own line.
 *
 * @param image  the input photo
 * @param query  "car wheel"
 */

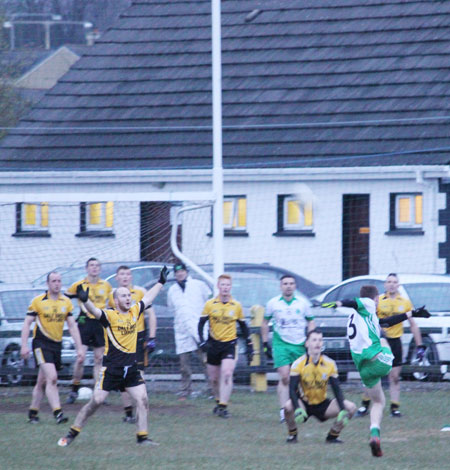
xmin=2 ymin=346 xmax=26 ymax=386
xmin=409 ymin=337 xmax=442 ymax=382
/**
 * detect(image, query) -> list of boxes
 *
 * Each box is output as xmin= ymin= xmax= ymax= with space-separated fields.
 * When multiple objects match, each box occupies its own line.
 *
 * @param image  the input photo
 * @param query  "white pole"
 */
xmin=211 ymin=0 xmax=224 ymax=287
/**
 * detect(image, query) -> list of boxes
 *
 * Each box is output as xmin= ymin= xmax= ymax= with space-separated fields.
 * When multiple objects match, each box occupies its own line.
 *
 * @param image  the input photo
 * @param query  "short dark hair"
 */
xmin=46 ymin=271 xmax=60 ymax=282
xmin=360 ymin=285 xmax=379 ymax=299
xmin=86 ymin=257 xmax=99 ymax=267
xmin=116 ymin=265 xmax=130 ymax=273
xmin=280 ymin=274 xmax=296 ymax=282
xmin=306 ymin=328 xmax=323 ymax=340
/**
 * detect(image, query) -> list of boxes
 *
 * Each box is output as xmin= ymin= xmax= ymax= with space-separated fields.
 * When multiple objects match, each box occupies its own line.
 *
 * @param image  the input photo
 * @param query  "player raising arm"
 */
xmin=322 ymin=285 xmax=431 ymax=457
xmin=57 ymin=266 xmax=169 ymax=448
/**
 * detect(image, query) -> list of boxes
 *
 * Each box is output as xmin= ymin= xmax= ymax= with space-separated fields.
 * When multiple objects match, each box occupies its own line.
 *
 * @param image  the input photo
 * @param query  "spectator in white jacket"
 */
xmin=167 ymin=262 xmax=211 ymax=399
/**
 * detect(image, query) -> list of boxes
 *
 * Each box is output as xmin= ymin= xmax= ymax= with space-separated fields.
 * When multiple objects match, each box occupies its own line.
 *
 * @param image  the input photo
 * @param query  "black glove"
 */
xmin=199 ymin=341 xmax=209 ymax=353
xmin=412 ymin=306 xmax=431 ymax=318
xmin=321 ymin=302 xmax=337 ymax=309
xmin=246 ymin=339 xmax=254 ymax=365
xmin=76 ymin=284 xmax=90 ymax=302
xmin=158 ymin=266 xmax=170 ymax=285
xmin=415 ymin=345 xmax=426 ymax=361
xmin=263 ymin=341 xmax=273 ymax=360
xmin=146 ymin=337 xmax=156 ymax=353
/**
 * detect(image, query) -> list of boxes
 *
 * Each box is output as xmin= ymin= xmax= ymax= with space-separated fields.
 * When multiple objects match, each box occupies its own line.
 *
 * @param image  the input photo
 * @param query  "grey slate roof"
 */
xmin=1 ymin=0 xmax=450 ymax=171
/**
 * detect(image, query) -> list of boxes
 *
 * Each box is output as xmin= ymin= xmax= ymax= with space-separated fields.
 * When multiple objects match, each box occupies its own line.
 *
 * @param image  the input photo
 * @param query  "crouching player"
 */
xmin=57 ymin=266 xmax=169 ymax=447
xmin=284 ymin=329 xmax=356 ymax=444
xmin=323 ymin=285 xmax=431 ymax=457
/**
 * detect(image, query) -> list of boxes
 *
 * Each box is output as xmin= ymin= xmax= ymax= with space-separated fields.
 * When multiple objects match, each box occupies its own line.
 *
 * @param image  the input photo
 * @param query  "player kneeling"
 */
xmin=284 ymin=329 xmax=356 ymax=444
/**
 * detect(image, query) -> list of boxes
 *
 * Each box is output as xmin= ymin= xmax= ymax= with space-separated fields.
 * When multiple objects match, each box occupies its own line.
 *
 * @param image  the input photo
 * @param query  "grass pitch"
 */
xmin=0 ymin=382 xmax=448 ymax=470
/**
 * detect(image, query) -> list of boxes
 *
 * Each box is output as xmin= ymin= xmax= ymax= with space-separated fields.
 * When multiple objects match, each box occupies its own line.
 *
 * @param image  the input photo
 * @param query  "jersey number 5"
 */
xmin=348 ymin=314 xmax=357 ymax=340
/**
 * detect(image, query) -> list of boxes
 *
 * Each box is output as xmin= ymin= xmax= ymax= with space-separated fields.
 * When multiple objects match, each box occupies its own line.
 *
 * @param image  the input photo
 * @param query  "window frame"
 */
xmin=13 ymin=202 xmax=51 ymax=238
xmin=386 ymin=193 xmax=424 ymax=236
xmin=76 ymin=202 xmax=115 ymax=238
xmin=273 ymin=194 xmax=315 ymax=237
xmin=208 ymin=195 xmax=249 ymax=237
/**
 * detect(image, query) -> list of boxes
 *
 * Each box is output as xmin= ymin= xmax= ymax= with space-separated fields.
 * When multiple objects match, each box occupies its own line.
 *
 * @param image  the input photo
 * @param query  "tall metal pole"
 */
xmin=211 ymin=0 xmax=224 ymax=287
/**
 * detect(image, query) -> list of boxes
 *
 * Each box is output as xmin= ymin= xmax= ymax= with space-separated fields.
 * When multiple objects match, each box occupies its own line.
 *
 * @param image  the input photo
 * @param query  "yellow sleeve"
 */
xmin=66 ymin=280 xmax=80 ymax=296
xmin=108 ymin=292 xmax=116 ymax=308
xmin=65 ymin=297 xmax=74 ymax=316
xmin=27 ymin=296 xmax=39 ymax=315
xmin=201 ymin=300 xmax=211 ymax=317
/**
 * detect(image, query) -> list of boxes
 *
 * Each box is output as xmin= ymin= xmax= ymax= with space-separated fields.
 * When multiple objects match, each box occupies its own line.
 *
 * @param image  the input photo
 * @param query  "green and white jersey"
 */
xmin=345 ymin=297 xmax=383 ymax=369
xmin=265 ymin=295 xmax=314 ymax=345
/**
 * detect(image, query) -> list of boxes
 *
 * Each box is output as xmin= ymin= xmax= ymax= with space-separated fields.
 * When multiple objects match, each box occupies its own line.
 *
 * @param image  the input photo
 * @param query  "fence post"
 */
xmin=250 ymin=305 xmax=267 ymax=392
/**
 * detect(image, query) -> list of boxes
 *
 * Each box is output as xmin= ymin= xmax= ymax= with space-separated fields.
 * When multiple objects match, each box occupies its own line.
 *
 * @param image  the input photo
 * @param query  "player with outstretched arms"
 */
xmin=57 ymin=266 xmax=169 ymax=447
xmin=322 ymin=285 xmax=431 ymax=457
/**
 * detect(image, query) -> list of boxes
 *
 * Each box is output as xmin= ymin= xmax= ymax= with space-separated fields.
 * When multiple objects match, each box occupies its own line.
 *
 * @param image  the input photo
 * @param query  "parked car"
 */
xmin=0 ymin=284 xmax=90 ymax=385
xmin=32 ymin=261 xmax=174 ymax=289
xmin=313 ymin=274 xmax=450 ymax=381
xmin=199 ymin=263 xmax=330 ymax=298
xmin=145 ymin=272 xmax=349 ymax=381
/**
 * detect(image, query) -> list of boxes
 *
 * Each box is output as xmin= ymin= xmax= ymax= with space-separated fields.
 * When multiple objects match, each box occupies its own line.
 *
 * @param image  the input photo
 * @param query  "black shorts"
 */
xmin=206 ymin=338 xmax=237 ymax=366
xmin=300 ymin=397 xmax=331 ymax=422
xmin=136 ymin=331 xmax=145 ymax=372
xmin=78 ymin=317 xmax=105 ymax=348
xmin=32 ymin=338 xmax=62 ymax=371
xmin=96 ymin=364 xmax=145 ymax=392
xmin=387 ymin=337 xmax=403 ymax=367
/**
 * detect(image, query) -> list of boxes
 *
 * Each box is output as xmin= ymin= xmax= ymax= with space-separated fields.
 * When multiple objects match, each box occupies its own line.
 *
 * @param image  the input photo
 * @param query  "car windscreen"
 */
xmin=32 ymin=267 xmax=86 ymax=287
xmin=0 ymin=290 xmax=39 ymax=322
xmin=405 ymin=283 xmax=450 ymax=313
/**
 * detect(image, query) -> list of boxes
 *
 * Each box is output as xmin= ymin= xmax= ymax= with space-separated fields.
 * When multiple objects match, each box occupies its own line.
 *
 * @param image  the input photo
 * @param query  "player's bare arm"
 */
xmin=20 ymin=315 xmax=34 ymax=360
xmin=66 ymin=316 xmax=85 ymax=362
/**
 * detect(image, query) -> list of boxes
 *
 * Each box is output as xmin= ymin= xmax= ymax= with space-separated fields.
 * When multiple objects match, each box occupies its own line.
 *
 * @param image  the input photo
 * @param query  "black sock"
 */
xmin=72 ymin=382 xmax=80 ymax=394
xmin=326 ymin=431 xmax=339 ymax=441
xmin=124 ymin=406 xmax=133 ymax=418
xmin=68 ymin=426 xmax=80 ymax=438
xmin=28 ymin=409 xmax=38 ymax=419
xmin=218 ymin=403 xmax=227 ymax=410
xmin=136 ymin=432 xmax=148 ymax=443
xmin=53 ymin=408 xmax=63 ymax=418
xmin=362 ymin=399 xmax=371 ymax=409
xmin=391 ymin=402 xmax=400 ymax=412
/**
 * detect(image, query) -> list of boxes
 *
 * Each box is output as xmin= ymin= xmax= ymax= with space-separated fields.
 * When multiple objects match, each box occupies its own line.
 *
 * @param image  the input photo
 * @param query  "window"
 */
xmin=77 ymin=202 xmax=115 ymax=237
xmin=208 ymin=196 xmax=248 ymax=236
xmin=13 ymin=203 xmax=50 ymax=237
xmin=223 ymin=196 xmax=247 ymax=232
xmin=388 ymin=193 xmax=424 ymax=235
xmin=274 ymin=195 xmax=314 ymax=237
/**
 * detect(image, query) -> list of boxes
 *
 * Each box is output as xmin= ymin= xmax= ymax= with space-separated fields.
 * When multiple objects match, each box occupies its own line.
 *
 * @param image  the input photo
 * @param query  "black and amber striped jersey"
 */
xmin=108 ymin=286 xmax=146 ymax=332
xmin=377 ymin=293 xmax=413 ymax=338
xmin=27 ymin=292 xmax=73 ymax=343
xmin=66 ymin=278 xmax=112 ymax=319
xmin=290 ymin=353 xmax=338 ymax=405
xmin=201 ymin=297 xmax=244 ymax=342
xmin=99 ymin=301 xmax=145 ymax=367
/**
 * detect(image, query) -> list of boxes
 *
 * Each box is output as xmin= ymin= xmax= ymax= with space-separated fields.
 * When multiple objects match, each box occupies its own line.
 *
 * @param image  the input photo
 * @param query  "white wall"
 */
xmin=0 ymin=171 xmax=446 ymax=286
xmin=180 ymin=177 xmax=446 ymax=286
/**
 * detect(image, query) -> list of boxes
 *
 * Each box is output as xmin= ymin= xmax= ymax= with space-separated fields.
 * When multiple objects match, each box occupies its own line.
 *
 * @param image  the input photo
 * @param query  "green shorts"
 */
xmin=272 ymin=335 xmax=306 ymax=368
xmin=359 ymin=347 xmax=393 ymax=388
